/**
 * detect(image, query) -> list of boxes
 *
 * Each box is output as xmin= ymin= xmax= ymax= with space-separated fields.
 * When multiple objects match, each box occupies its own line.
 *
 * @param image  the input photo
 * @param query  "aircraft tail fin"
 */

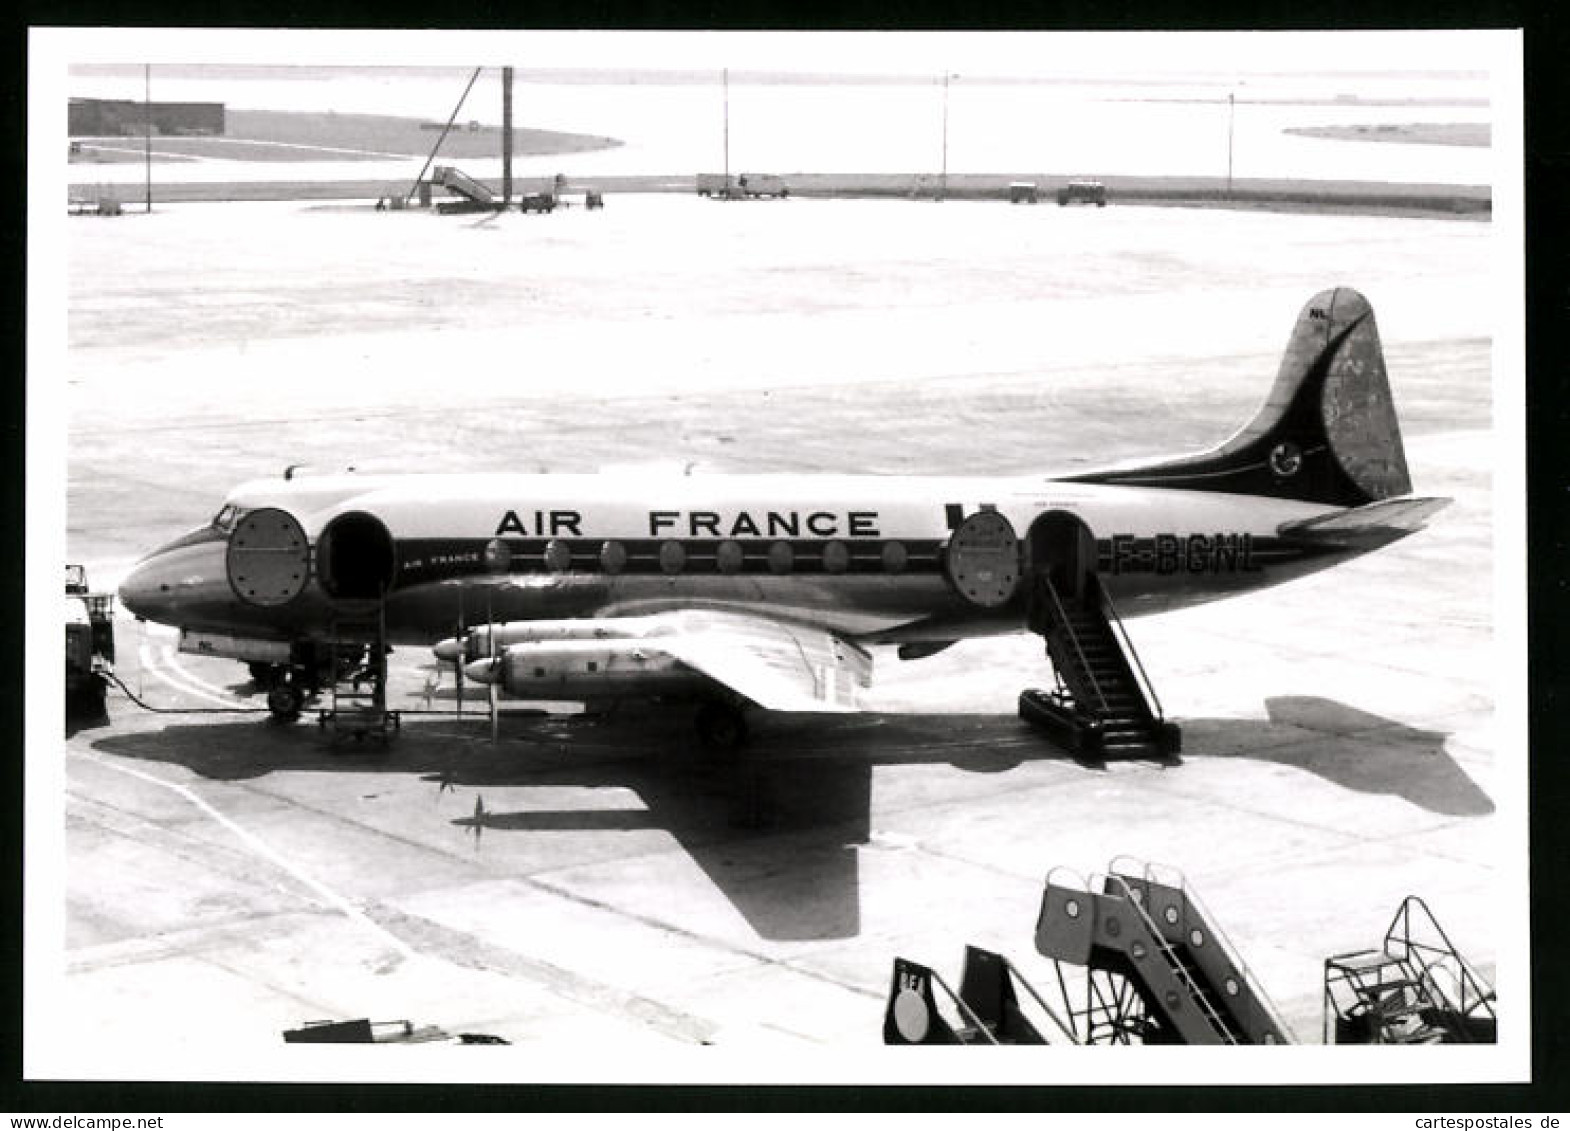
xmin=1069 ymin=287 xmax=1413 ymax=508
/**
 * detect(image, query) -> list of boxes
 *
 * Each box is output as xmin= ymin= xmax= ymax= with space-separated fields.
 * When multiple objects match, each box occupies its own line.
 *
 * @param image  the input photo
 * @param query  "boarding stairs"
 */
xmin=317 ymin=601 xmax=401 ymax=747
xmin=885 ymin=859 xmax=1291 ymax=1046
xmin=1019 ymin=572 xmax=1179 ymax=759
xmin=1323 ymin=896 xmax=1496 ymax=1044
xmin=430 ymin=165 xmax=496 ymax=212
xmin=1033 ymin=859 xmax=1293 ymax=1045
xmin=883 ymin=947 xmax=1078 ymax=1045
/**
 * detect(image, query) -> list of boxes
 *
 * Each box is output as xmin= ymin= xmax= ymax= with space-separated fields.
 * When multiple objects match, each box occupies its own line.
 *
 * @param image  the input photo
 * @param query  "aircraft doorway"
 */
xmin=1026 ymin=511 xmax=1098 ymax=601
xmin=317 ymin=511 xmax=397 ymax=601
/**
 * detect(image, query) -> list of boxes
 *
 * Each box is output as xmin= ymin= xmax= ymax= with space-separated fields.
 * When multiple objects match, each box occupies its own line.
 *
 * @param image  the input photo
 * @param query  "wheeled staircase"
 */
xmin=1019 ymin=572 xmax=1180 ymax=759
xmin=885 ymin=859 xmax=1292 ymax=1046
xmin=1034 ymin=859 xmax=1292 ymax=1045
xmin=317 ymin=601 xmax=401 ymax=747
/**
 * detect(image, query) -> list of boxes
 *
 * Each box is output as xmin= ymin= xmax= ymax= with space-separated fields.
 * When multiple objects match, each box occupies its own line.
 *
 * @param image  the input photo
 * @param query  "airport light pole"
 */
xmin=144 ymin=64 xmax=152 ymax=213
xmin=940 ymin=72 xmax=948 ymax=201
xmin=502 ymin=66 xmax=513 ymax=208
xmin=1226 ymin=90 xmax=1236 ymax=197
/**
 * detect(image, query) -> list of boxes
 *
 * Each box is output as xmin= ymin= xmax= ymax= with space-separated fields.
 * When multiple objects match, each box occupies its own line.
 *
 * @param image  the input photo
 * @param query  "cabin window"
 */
xmin=659 ymin=540 xmax=686 ymax=574
xmin=533 ymin=667 xmax=546 ymax=678
xmin=716 ymin=540 xmax=744 ymax=575
xmin=544 ymin=539 xmax=572 ymax=572
xmin=767 ymin=541 xmax=794 ymax=574
xmin=600 ymin=540 xmax=627 ymax=575
xmin=484 ymin=538 xmax=512 ymax=573
xmin=587 ymin=661 xmax=598 ymax=673
xmin=823 ymin=540 xmax=850 ymax=574
xmin=882 ymin=541 xmax=908 ymax=574
xmin=211 ymin=504 xmax=250 ymax=534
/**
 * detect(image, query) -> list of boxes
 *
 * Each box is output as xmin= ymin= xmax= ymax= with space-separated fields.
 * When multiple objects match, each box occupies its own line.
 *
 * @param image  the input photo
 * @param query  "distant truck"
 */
xmin=1057 ymin=180 xmax=1107 ymax=207
xmin=696 ymin=173 xmax=789 ymax=199
xmin=519 ymin=192 xmax=557 ymax=213
xmin=1008 ymin=181 xmax=1039 ymax=204
xmin=738 ymin=173 xmax=789 ymax=198
xmin=65 ymin=564 xmax=115 ymax=716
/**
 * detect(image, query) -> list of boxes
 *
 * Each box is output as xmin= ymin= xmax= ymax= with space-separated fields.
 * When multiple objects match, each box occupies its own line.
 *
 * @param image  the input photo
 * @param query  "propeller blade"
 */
xmin=487 ymin=589 xmax=498 ymax=743
xmin=454 ymin=588 xmax=465 ymax=723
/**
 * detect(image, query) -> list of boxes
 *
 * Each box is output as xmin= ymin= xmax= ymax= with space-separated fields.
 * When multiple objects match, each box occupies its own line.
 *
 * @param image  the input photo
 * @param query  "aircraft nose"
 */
xmin=117 ymin=530 xmax=229 ymax=626
xmin=117 ymin=554 xmax=170 ymax=622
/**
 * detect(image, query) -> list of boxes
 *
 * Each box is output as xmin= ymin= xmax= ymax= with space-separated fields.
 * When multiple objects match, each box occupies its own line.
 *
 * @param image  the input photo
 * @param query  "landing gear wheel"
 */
xmin=267 ymin=679 xmax=304 ymax=721
xmin=696 ymin=701 xmax=749 ymax=751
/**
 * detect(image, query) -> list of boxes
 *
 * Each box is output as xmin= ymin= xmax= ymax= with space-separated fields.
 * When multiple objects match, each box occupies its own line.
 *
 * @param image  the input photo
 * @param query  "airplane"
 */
xmin=117 ymin=286 xmax=1447 ymax=753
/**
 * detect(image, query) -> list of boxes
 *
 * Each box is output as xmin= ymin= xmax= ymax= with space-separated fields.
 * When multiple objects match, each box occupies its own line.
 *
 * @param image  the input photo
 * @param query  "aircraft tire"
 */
xmin=696 ymin=701 xmax=749 ymax=751
xmin=267 ymin=680 xmax=303 ymax=721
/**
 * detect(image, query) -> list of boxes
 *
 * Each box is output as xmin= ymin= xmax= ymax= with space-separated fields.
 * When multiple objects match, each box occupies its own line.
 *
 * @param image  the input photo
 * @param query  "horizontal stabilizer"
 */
xmin=1277 ymin=497 xmax=1451 ymax=549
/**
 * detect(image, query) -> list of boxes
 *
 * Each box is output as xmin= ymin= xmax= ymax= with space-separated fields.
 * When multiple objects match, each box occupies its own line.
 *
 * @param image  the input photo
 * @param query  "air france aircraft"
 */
xmin=119 ymin=287 xmax=1446 ymax=749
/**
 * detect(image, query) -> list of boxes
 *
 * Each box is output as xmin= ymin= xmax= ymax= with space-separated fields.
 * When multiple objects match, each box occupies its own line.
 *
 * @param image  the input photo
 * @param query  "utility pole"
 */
xmin=723 ymin=68 xmax=730 ymax=190
xmin=940 ymin=71 xmax=951 ymax=201
xmin=502 ymin=66 xmax=513 ymax=208
xmin=1226 ymin=91 xmax=1236 ymax=198
xmin=143 ymin=64 xmax=152 ymax=213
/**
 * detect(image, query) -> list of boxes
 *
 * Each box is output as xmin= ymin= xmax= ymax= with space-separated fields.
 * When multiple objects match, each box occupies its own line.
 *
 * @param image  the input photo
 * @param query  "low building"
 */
xmin=69 ymin=97 xmax=225 ymax=137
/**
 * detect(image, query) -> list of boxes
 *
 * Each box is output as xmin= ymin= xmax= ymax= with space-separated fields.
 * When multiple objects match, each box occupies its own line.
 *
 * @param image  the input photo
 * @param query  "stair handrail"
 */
xmin=1100 ymin=872 xmax=1239 ymax=1043
xmin=1039 ymin=574 xmax=1110 ymax=713
xmin=922 ymin=968 xmax=1002 ymax=1045
xmin=1384 ymin=896 xmax=1496 ymax=1021
xmin=997 ymin=954 xmax=1083 ymax=1045
xmin=1142 ymin=854 xmax=1299 ymax=1043
xmin=1094 ymin=577 xmax=1165 ymax=723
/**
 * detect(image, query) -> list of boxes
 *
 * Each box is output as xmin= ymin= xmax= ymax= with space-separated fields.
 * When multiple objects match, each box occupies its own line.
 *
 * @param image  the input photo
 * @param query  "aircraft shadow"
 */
xmin=88 ymin=697 xmax=1489 ymax=942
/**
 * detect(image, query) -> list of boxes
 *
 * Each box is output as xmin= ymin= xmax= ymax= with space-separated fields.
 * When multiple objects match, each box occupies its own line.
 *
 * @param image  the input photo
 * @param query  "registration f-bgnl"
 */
xmin=119 ymin=288 xmax=1447 ymax=750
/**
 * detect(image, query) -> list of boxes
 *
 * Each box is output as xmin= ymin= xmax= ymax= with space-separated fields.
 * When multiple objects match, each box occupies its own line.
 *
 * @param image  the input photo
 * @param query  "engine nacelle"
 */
xmin=465 ymin=639 xmax=706 ymax=700
xmin=435 ymin=616 xmax=671 ymax=665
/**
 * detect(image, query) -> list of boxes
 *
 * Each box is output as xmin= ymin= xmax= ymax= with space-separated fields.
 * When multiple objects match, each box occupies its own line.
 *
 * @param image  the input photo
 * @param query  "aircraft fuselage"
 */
xmin=119 ymin=469 xmax=1352 ymax=649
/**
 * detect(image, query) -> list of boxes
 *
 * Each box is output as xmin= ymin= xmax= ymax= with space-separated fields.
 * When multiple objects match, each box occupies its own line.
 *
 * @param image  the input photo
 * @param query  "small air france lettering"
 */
xmin=494 ymin=509 xmax=882 ymax=538
xmin=1107 ymin=533 xmax=1262 ymax=576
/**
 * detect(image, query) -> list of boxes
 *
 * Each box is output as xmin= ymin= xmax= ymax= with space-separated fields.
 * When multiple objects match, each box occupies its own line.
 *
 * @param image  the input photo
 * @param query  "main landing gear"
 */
xmin=249 ymin=644 xmax=364 ymax=723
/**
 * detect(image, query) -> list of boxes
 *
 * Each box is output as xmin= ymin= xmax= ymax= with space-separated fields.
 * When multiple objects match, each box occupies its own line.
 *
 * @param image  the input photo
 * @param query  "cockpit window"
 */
xmin=211 ymin=504 xmax=249 ymax=533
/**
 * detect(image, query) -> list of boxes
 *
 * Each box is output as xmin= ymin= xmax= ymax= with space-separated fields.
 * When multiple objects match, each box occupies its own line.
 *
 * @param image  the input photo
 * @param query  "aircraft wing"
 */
xmin=658 ymin=610 xmax=874 ymax=713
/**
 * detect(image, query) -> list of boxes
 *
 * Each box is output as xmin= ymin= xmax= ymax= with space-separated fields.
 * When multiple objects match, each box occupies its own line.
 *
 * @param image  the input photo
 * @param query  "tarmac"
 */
xmin=41 ymin=192 xmax=1518 ymax=1085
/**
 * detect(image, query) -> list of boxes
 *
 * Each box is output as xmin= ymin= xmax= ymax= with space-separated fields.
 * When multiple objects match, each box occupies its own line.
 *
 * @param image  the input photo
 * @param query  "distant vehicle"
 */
xmin=584 ymin=190 xmax=604 ymax=210
xmin=65 ymin=564 xmax=115 ymax=716
xmin=519 ymin=192 xmax=557 ymax=214
xmin=695 ymin=173 xmax=735 ymax=197
xmin=1057 ymin=180 xmax=1107 ymax=207
xmin=1009 ymin=182 xmax=1039 ymax=205
xmin=738 ymin=174 xmax=789 ymax=199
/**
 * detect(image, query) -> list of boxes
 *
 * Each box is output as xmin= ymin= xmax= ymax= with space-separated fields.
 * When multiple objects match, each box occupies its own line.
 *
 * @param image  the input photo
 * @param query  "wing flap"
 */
xmin=659 ymin=610 xmax=874 ymax=713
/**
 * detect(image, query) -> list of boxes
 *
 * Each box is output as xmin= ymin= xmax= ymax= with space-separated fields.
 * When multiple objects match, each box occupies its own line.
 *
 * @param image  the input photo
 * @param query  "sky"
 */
xmin=42 ymin=27 xmax=1507 ymax=82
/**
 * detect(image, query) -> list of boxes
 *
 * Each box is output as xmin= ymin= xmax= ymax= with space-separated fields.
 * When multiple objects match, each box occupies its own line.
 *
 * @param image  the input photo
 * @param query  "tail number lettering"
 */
xmin=1108 ymin=533 xmax=1260 ymax=576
